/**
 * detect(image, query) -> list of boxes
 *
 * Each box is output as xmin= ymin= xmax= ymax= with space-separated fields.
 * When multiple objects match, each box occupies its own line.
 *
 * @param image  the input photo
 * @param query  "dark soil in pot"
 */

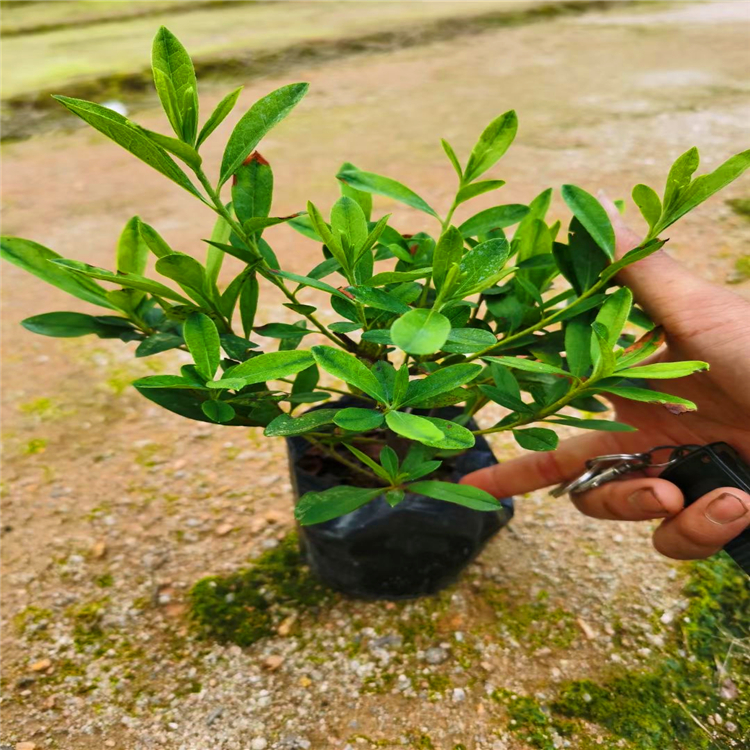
xmin=286 ymin=399 xmax=514 ymax=600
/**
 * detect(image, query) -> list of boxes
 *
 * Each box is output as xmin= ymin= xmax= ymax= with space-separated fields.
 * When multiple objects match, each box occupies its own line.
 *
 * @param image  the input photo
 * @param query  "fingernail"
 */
xmin=628 ymin=488 xmax=668 ymax=515
xmin=705 ymin=493 xmax=749 ymax=525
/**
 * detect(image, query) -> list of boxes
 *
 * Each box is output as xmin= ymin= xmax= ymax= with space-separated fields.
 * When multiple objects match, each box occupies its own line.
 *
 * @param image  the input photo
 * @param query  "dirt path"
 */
xmin=2 ymin=2 xmax=750 ymax=749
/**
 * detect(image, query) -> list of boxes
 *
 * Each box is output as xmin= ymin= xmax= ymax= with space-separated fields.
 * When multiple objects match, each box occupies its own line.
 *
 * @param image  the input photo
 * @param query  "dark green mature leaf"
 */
xmin=614 ymin=361 xmax=709 ymax=379
xmin=454 ymin=237 xmax=511 ymax=296
xmin=311 ymin=345 xmax=385 ymax=402
xmin=402 ymin=363 xmax=482 ymax=407
xmin=184 ymin=312 xmax=220 ymax=380
xmin=52 ymin=258 xmax=193 ymax=304
xmin=255 ymin=323 xmax=313 ymax=340
xmin=152 ymin=26 xmax=198 ymax=142
xmin=545 ymin=417 xmax=636 ymax=431
xmin=229 ymin=350 xmax=314 ymax=384
xmin=264 ymin=409 xmax=338 ymax=436
xmin=361 ymin=329 xmax=393 ymax=345
xmin=134 ymin=374 xmax=204 ymax=389
xmin=455 ymin=180 xmax=506 ymax=206
xmin=390 ymin=309 xmax=451 ymax=355
xmin=52 ymin=96 xmax=202 ymax=198
xmin=296 ymin=486 xmax=384 ymax=525
xmin=196 ymin=86 xmax=242 ymax=147
xmin=385 ymin=410 xmax=443 ymax=443
xmin=464 ymin=110 xmax=518 ymax=183
xmin=592 ymin=384 xmax=696 ymax=411
xmin=593 ymin=287 xmax=633 ymax=349
xmin=219 ymin=83 xmax=309 ymax=185
xmin=201 ymin=400 xmax=235 ymax=423
xmin=336 ymin=167 xmax=439 ymax=218
xmin=432 ymin=226 xmax=463 ymax=292
xmin=346 ymin=285 xmax=409 ymax=314
xmin=564 ymin=217 xmax=611 ymax=293
xmin=484 ymin=356 xmax=571 ymax=378
xmin=513 ymin=427 xmax=558 ymax=451
xmin=632 ymin=183 xmax=662 ymax=231
xmin=1 ymin=237 xmax=116 ymax=309
xmin=479 ymin=384 xmax=532 ymax=413
xmin=333 ymin=408 xmax=384 ymax=432
xmin=408 ymin=481 xmax=500 ymax=511
xmin=21 ymin=312 xmax=132 ymax=338
xmin=233 ymin=151 xmax=273 ymax=227
xmin=561 ymin=185 xmax=615 ymax=260
xmin=443 ymin=327 xmax=497 ymax=354
xmin=136 ymin=332 xmax=184 ymax=357
xmin=458 ymin=205 xmax=529 ymax=238
xmin=565 ymin=317 xmax=592 ymax=378
xmin=155 ymin=253 xmax=207 ymax=302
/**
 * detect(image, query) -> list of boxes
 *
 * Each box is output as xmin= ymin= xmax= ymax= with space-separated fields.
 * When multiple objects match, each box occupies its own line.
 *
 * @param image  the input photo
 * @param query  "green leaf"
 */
xmin=133 ymin=374 xmax=205 ymax=390
xmin=402 ymin=364 xmax=481 ymax=407
xmin=385 ymin=489 xmax=405 ymax=507
xmin=21 ymin=312 xmax=132 ymax=338
xmin=116 ymin=216 xmax=148 ymax=276
xmin=372 ymin=361 xmax=397 ymax=402
xmin=599 ymin=238 xmax=666 ymax=284
xmin=270 ymin=269 xmax=348 ymax=300
xmin=590 ymin=321 xmax=617 ymax=379
xmin=366 ymin=269 xmax=432 ymax=286
xmin=346 ymin=285 xmax=410 ymax=314
xmin=219 ymin=83 xmax=309 ymax=186
xmin=229 ymin=350 xmax=314 ymax=384
xmin=239 ymin=273 xmax=259 ymax=338
xmin=565 ymin=318 xmax=592 ymax=378
xmin=343 ymin=444 xmax=392 ymax=481
xmin=385 ymin=410 xmax=443 ymax=443
xmin=184 ymin=312 xmax=220 ymax=380
xmin=390 ymin=309 xmax=451 ymax=355
xmin=139 ymin=222 xmax=174 ymax=259
xmin=484 ymin=356 xmax=571 ymax=378
xmin=206 ymin=214 xmax=231 ymax=288
xmin=432 ymin=226 xmax=463 ymax=293
xmin=336 ymin=167 xmax=439 ymax=218
xmin=255 ymin=323 xmax=313 ymax=340
xmin=264 ymin=409 xmax=338 ymax=436
xmin=464 ymin=110 xmax=518 ymax=183
xmin=454 ymin=237 xmax=511 ymax=296
xmin=592 ymin=385 xmax=696 ymax=411
xmin=441 ymin=139 xmax=463 ymax=178
xmin=616 ymin=327 xmax=665 ymax=369
xmin=333 ymin=407 xmax=384 ymax=432
xmin=155 ymin=253 xmax=207 ymax=302
xmin=1 ymin=237 xmax=116 ymax=309
xmin=455 ymin=180 xmax=506 ymax=206
xmin=361 ymin=329 xmax=393 ymax=345
xmin=295 ymin=486 xmax=383 ymax=525
xmin=458 ymin=205 xmax=529 ymax=238
xmin=561 ymin=185 xmax=615 ymax=260
xmin=196 ymin=86 xmax=242 ymax=147
xmin=442 ymin=327 xmax=497 ymax=354
xmin=614 ymin=361 xmax=709 ymax=379
xmin=419 ymin=416 xmax=475 ymax=449
xmin=311 ymin=345 xmax=385 ymax=402
xmin=152 ymin=26 xmax=198 ymax=142
xmin=338 ymin=161 xmax=373 ymax=220
xmin=408 ymin=481 xmax=500 ymax=511
xmin=136 ymin=332 xmax=184 ymax=357
xmin=632 ymin=184 xmax=662 ymax=231
xmin=513 ymin=427 xmax=558 ymax=451
xmin=331 ymin=196 xmax=368 ymax=261
xmin=402 ymin=460 xmax=442 ymax=482
xmin=142 ymin=129 xmax=202 ymax=168
xmin=233 ymin=151 xmax=273 ymax=226
xmin=52 ymin=96 xmax=201 ymax=198
xmin=593 ymin=287 xmax=633 ymax=349
xmin=380 ymin=446 xmax=399 ymax=478
xmin=545 ymin=417 xmax=636 ymax=431
xmin=662 ymin=146 xmax=700 ymax=211
xmin=201 ymin=400 xmax=235 ymax=423
xmin=51 ymin=259 xmax=193 ymax=304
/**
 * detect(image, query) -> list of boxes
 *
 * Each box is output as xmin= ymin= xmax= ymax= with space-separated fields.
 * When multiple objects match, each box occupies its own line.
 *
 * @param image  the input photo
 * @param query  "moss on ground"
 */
xmin=188 ymin=532 xmax=332 ymax=647
xmin=727 ymin=197 xmax=750 ymax=219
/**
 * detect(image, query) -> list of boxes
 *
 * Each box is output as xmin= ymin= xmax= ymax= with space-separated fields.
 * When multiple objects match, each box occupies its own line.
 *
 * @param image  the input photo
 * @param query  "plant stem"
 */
xmin=304 ymin=435 xmax=381 ymax=481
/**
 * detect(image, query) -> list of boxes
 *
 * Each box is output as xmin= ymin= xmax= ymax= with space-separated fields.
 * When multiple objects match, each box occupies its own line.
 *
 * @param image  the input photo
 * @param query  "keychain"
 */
xmin=552 ymin=443 xmax=750 ymax=575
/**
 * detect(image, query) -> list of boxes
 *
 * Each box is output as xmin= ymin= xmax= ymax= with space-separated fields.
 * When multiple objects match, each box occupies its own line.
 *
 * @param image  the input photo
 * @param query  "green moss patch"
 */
xmin=727 ymin=197 xmax=750 ymax=219
xmin=188 ymin=532 xmax=333 ymax=647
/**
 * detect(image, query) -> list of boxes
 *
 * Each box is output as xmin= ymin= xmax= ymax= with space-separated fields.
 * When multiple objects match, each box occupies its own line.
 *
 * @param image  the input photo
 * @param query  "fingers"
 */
xmin=570 ymin=477 xmax=683 ymax=521
xmin=652 ymin=487 xmax=750 ymax=560
xmin=460 ymin=430 xmax=652 ymax=498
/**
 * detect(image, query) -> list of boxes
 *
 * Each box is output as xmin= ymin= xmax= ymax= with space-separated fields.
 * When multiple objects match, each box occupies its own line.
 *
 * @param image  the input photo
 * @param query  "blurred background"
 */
xmin=2 ymin=2 xmax=749 ymax=749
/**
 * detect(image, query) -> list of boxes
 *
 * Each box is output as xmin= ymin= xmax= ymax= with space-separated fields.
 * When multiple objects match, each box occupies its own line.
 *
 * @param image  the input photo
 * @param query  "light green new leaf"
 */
xmin=344 ymin=444 xmax=392 ymax=482
xmin=483 ymin=356 xmax=571 ymax=378
xmin=662 ymin=146 xmax=700 ymax=211
xmin=155 ymin=252 xmax=208 ymax=303
xmin=632 ymin=183 xmax=662 ymax=231
xmin=402 ymin=363 xmax=482 ymax=407
xmin=116 ymin=216 xmax=149 ymax=276
xmin=455 ymin=180 xmax=506 ymax=206
xmin=593 ymin=287 xmax=633 ymax=349
xmin=346 ymin=285 xmax=410 ymax=314
xmin=385 ymin=410 xmax=443 ymax=444
xmin=219 ymin=82 xmax=309 ymax=185
xmin=197 ymin=86 xmax=242 ymax=147
xmin=333 ymin=408 xmax=384 ymax=432
xmin=614 ymin=361 xmax=709 ymax=379
xmin=366 ymin=268 xmax=432 ymax=286
xmin=201 ymin=400 xmax=235 ymax=424
xmin=52 ymin=96 xmax=202 ymax=198
xmin=591 ymin=321 xmax=617 ymax=379
xmin=592 ymin=384 xmax=696 ymax=411
xmin=311 ymin=345 xmax=386 ymax=402
xmin=233 ymin=152 xmax=274 ymax=227
xmin=513 ymin=427 xmax=559 ymax=451
xmin=336 ymin=167 xmax=439 ymax=218
xmin=419 ymin=416 xmax=475 ymax=449
xmin=432 ymin=226 xmax=463 ymax=292
xmin=142 ymin=129 xmax=202 ymax=168
xmin=454 ymin=237 xmax=511 ymax=296
xmin=295 ymin=486 xmax=384 ymax=525
xmin=271 ymin=269 xmax=348 ymax=300
xmin=184 ymin=312 xmax=220 ymax=380
xmin=464 ymin=110 xmax=518 ymax=183
xmin=390 ymin=309 xmax=451 ymax=355
xmin=205 ymin=214 xmax=232 ymax=288
xmin=442 ymin=327 xmax=497 ymax=354
xmin=479 ymin=384 xmax=532 ymax=413
xmin=331 ymin=196 xmax=368 ymax=261
xmin=458 ymin=205 xmax=529 ymax=238
xmin=229 ymin=350 xmax=314 ymax=384
xmin=264 ymin=409 xmax=338 ymax=436
xmin=139 ymin=221 xmax=174 ymax=259
xmin=1 ymin=237 xmax=116 ymax=309
xmin=408 ymin=481 xmax=500 ymax=511
xmin=561 ymin=184 xmax=616 ymax=259
xmin=338 ymin=161 xmax=373 ymax=220
xmin=545 ymin=417 xmax=636 ymax=432
xmin=441 ymin=139 xmax=463 ymax=179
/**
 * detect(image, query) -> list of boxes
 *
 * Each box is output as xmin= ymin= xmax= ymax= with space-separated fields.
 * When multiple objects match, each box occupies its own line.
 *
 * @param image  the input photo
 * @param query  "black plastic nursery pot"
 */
xmin=286 ymin=401 xmax=514 ymax=600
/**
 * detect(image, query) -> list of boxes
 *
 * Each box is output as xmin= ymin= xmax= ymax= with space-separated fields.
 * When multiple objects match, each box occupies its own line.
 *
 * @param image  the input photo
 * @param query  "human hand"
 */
xmin=462 ymin=195 xmax=750 ymax=560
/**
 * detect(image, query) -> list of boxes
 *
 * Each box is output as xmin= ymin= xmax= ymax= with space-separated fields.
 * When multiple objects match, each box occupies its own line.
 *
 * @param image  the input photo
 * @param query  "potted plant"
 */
xmin=3 ymin=27 xmax=749 ymax=598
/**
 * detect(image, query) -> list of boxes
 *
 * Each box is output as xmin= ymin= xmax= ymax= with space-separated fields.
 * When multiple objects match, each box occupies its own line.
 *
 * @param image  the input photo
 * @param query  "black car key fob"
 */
xmin=660 ymin=442 xmax=750 ymax=574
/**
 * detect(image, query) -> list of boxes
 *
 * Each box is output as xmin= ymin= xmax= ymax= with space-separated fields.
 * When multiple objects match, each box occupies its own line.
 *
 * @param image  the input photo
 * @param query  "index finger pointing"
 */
xmin=460 ymin=431 xmax=652 ymax=498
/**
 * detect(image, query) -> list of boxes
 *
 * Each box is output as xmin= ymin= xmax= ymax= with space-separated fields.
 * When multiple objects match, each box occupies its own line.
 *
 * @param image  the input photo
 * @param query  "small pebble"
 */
xmin=424 ymin=647 xmax=448 ymax=665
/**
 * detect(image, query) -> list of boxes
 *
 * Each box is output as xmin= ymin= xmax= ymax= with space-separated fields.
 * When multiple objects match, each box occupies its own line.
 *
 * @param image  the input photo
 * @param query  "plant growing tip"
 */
xmin=5 ymin=26 xmax=750 ymax=526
